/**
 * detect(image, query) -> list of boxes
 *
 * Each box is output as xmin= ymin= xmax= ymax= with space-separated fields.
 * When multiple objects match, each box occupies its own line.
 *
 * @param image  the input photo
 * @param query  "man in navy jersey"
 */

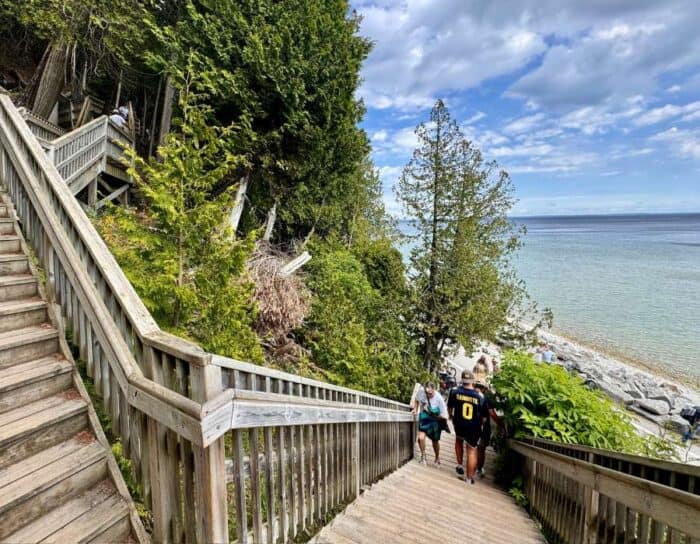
xmin=448 ymin=370 xmax=486 ymax=484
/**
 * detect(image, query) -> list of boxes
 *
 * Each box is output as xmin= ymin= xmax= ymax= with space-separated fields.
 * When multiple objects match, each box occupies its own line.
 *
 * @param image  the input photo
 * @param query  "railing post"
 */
xmin=351 ymin=394 xmax=361 ymax=499
xmin=582 ymin=452 xmax=599 ymax=544
xmin=191 ymin=362 xmax=229 ymax=544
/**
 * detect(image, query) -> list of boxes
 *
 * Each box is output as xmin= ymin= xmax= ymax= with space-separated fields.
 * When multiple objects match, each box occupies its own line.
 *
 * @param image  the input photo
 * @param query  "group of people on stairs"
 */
xmin=413 ymin=358 xmax=502 ymax=484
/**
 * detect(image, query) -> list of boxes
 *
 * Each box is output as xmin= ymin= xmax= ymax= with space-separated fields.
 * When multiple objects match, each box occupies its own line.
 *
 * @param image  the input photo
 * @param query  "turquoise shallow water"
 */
xmin=513 ymin=214 xmax=700 ymax=381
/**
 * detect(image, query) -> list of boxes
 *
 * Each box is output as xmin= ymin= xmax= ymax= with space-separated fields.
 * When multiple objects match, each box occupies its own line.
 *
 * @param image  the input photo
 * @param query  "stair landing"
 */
xmin=312 ymin=429 xmax=545 ymax=544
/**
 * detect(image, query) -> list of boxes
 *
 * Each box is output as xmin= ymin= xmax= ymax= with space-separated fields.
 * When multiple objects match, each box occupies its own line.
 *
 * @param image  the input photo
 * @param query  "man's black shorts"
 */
xmin=455 ymin=426 xmax=481 ymax=448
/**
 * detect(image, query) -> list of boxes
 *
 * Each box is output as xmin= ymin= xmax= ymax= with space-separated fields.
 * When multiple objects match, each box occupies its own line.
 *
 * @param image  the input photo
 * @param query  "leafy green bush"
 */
xmin=300 ymin=243 xmax=424 ymax=400
xmin=492 ymin=351 xmax=673 ymax=458
xmin=96 ymin=88 xmax=263 ymax=364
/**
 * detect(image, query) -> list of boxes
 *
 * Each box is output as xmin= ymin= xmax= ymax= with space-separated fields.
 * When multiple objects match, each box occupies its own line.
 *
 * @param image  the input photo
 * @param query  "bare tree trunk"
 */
xmin=228 ymin=174 xmax=249 ymax=235
xmin=29 ymin=42 xmax=69 ymax=119
xmin=158 ymin=75 xmax=175 ymax=147
xmin=114 ymin=70 xmax=122 ymax=108
xmin=262 ymin=202 xmax=277 ymax=242
xmin=148 ymin=76 xmax=163 ymax=156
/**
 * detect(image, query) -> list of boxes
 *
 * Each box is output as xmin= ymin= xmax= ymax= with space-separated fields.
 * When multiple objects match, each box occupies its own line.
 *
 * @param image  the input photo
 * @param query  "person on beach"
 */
xmin=473 ymin=372 xmax=503 ymax=477
xmin=413 ymin=382 xmax=448 ymax=465
xmin=542 ymin=344 xmax=555 ymax=364
xmin=448 ymin=370 xmax=486 ymax=485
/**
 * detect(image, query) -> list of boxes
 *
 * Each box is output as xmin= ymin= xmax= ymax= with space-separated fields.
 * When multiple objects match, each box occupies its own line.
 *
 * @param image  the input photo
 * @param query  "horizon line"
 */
xmin=509 ymin=210 xmax=700 ymax=219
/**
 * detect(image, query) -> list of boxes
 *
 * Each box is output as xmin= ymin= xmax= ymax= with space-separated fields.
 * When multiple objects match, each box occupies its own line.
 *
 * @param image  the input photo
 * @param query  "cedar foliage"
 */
xmin=96 ymin=82 xmax=263 ymax=363
xmin=398 ymin=100 xmax=529 ymax=372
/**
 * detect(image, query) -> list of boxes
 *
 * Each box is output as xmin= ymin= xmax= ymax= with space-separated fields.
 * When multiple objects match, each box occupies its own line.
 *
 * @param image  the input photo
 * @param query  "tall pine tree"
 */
xmin=398 ymin=100 xmax=525 ymax=372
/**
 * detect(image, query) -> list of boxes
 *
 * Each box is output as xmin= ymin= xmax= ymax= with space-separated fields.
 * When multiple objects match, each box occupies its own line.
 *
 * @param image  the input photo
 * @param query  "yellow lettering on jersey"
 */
xmin=455 ymin=394 xmax=479 ymax=404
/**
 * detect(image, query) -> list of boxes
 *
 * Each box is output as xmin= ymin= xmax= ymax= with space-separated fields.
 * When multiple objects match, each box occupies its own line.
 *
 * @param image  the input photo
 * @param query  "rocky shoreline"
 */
xmin=447 ymin=329 xmax=700 ymax=462
xmin=535 ymin=329 xmax=700 ymax=434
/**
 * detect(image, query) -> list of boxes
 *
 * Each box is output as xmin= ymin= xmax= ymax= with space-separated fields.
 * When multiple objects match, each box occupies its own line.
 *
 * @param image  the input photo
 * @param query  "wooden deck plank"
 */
xmin=310 ymin=430 xmax=545 ymax=544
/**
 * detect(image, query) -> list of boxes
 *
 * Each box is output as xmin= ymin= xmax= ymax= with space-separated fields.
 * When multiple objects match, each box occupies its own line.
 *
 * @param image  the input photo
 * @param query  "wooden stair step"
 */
xmin=0 ymin=298 xmax=47 ymax=332
xmin=0 ymin=217 xmax=14 ymax=235
xmin=0 ymin=393 xmax=88 ymax=468
xmin=0 ymin=356 xmax=73 ymax=413
xmin=0 ymin=235 xmax=20 ymax=253
xmin=0 ymin=324 xmax=58 ymax=368
xmin=41 ymin=489 xmax=129 ymax=544
xmin=0 ymin=274 xmax=38 ymax=302
xmin=2 ymin=480 xmax=120 ymax=543
xmin=0 ymin=253 xmax=28 ymax=275
xmin=0 ymin=439 xmax=106 ymax=539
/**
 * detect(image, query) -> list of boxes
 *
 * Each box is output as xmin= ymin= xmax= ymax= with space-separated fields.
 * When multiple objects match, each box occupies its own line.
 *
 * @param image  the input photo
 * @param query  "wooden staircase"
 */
xmin=0 ymin=190 xmax=143 ymax=543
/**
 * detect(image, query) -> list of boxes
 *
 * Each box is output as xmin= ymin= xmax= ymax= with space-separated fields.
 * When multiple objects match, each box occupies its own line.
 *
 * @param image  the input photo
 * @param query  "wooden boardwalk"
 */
xmin=312 ymin=428 xmax=545 ymax=544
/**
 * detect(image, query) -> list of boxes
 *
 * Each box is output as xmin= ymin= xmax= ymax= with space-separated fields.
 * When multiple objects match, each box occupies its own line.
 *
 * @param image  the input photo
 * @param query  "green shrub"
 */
xmin=300 ymin=243 xmax=424 ymax=400
xmin=95 ymin=87 xmax=263 ymax=364
xmin=491 ymin=351 xmax=674 ymax=458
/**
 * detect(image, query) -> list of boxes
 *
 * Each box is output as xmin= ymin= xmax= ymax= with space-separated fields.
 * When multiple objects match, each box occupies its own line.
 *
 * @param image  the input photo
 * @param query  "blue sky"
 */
xmin=352 ymin=0 xmax=700 ymax=216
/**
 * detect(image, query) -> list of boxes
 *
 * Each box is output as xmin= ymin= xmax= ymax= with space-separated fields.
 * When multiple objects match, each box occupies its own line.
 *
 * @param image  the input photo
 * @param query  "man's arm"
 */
xmin=489 ymin=407 xmax=503 ymax=427
xmin=447 ymin=390 xmax=454 ymax=419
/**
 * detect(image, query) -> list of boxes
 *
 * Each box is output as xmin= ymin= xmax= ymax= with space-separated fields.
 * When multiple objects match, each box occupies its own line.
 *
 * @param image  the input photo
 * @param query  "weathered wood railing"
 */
xmin=21 ymin=108 xmax=132 ymax=199
xmin=0 ymin=92 xmax=416 ymax=543
xmin=19 ymin=107 xmax=65 ymax=140
xmin=511 ymin=438 xmax=700 ymax=544
xmin=214 ymin=356 xmax=414 ymax=543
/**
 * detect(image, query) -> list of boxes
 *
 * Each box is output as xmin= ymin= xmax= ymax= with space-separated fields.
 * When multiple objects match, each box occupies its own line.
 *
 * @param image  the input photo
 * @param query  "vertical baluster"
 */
xmin=148 ymin=417 xmax=174 ymax=544
xmin=85 ymin=324 xmax=94 ymax=378
xmin=249 ymin=426 xmax=263 ymax=543
xmin=288 ymin=424 xmax=298 ymax=539
xmin=119 ymin=386 xmax=130 ymax=458
xmin=314 ymin=422 xmax=322 ymax=523
xmin=305 ymin=424 xmax=313 ymax=527
xmin=276 ymin=381 xmax=288 ymax=544
xmin=228 ymin=430 xmax=246 ymax=543
xmin=322 ymin=422 xmax=329 ymax=516
xmin=93 ymin=343 xmax=103 ymax=398
xmin=110 ymin=368 xmax=120 ymax=434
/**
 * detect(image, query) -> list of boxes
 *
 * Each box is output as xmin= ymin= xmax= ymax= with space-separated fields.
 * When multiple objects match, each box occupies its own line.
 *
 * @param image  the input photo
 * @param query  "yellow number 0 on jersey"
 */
xmin=462 ymin=403 xmax=473 ymax=420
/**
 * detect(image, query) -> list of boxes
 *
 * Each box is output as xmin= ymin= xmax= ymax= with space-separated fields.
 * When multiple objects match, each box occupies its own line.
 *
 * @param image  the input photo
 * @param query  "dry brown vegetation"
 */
xmin=248 ymin=243 xmax=311 ymax=343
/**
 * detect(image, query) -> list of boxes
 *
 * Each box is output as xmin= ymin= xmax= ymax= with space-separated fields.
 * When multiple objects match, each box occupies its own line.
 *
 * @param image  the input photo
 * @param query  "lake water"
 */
xmin=398 ymin=214 xmax=700 ymax=381
xmin=513 ymin=214 xmax=700 ymax=381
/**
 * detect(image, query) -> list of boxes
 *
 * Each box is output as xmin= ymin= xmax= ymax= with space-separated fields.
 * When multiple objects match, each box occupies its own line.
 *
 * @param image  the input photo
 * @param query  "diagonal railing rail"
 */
xmin=0 ymin=92 xmax=415 ymax=543
xmin=510 ymin=438 xmax=700 ymax=544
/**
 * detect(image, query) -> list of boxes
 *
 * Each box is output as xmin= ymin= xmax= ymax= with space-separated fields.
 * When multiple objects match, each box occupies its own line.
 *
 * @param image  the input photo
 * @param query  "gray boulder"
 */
xmin=637 ymin=398 xmax=671 ymax=416
xmin=598 ymin=381 xmax=634 ymax=405
xmin=662 ymin=415 xmax=690 ymax=434
xmin=623 ymin=384 xmax=644 ymax=399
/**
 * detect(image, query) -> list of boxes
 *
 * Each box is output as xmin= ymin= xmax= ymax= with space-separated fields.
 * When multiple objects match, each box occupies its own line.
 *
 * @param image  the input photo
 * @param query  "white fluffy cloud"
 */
xmin=357 ymin=0 xmax=700 ymax=114
xmin=633 ymin=101 xmax=700 ymax=126
xmin=650 ymin=127 xmax=700 ymax=159
xmin=355 ymin=1 xmax=547 ymax=110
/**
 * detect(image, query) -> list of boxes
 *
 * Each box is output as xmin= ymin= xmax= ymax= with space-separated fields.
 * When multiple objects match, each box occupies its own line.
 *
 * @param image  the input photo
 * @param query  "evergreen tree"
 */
xmin=143 ymin=0 xmax=372 ymax=242
xmin=97 ymin=76 xmax=263 ymax=363
xmin=398 ymin=100 xmax=525 ymax=372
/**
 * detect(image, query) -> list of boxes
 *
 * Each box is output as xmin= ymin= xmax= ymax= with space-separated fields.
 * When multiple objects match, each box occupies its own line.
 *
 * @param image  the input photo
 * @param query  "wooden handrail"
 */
xmin=19 ymin=106 xmax=65 ymax=139
xmin=214 ymin=354 xmax=411 ymax=411
xmin=519 ymin=436 xmax=700 ymax=486
xmin=511 ymin=439 xmax=700 ymax=543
